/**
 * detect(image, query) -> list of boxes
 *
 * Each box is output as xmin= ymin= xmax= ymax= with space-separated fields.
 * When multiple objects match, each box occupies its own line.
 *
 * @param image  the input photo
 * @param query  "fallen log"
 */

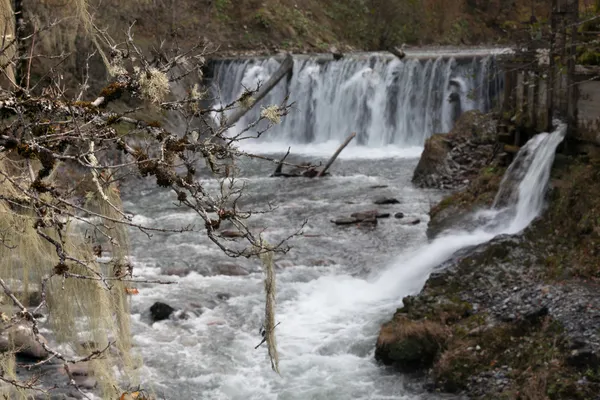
xmin=316 ymin=132 xmax=356 ymax=177
xmin=269 ymin=132 xmax=355 ymax=178
xmin=225 ymin=54 xmax=294 ymax=129
xmin=270 ymin=147 xmax=291 ymax=177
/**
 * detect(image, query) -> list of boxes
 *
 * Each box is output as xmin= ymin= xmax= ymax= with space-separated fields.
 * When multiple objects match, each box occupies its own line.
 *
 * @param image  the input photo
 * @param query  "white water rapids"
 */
xmin=122 ymin=51 xmax=564 ymax=399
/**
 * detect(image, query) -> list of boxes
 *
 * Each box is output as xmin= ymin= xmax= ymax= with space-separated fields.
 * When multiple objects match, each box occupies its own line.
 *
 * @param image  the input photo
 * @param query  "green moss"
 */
xmin=430 ymin=164 xmax=506 ymax=220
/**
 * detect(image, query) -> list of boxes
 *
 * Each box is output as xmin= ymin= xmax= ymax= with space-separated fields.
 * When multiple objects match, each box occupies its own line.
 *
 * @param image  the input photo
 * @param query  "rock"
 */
xmin=412 ymin=110 xmax=499 ymax=190
xmin=1 ymin=323 xmax=50 ymax=360
xmin=410 ymin=219 xmax=421 ymax=225
xmin=216 ymin=293 xmax=231 ymax=301
xmin=73 ymin=376 xmax=97 ymax=390
xmin=59 ymin=361 xmax=91 ymax=377
xmin=351 ymin=210 xmax=377 ymax=220
xmin=350 ymin=210 xmax=390 ymax=220
xmin=149 ymin=302 xmax=176 ymax=322
xmin=374 ymin=197 xmax=400 ymax=205
xmin=332 ymin=217 xmax=359 ymax=225
xmin=395 ymin=212 xmax=405 ymax=219
xmin=215 ymin=263 xmax=249 ymax=276
xmin=275 ymin=260 xmax=295 ymax=269
xmin=523 ymin=306 xmax=549 ymax=325
xmin=164 ymin=267 xmax=191 ymax=277
xmin=34 ymin=388 xmax=84 ymax=400
xmin=309 ymin=258 xmax=337 ymax=267
xmin=375 ymin=317 xmax=447 ymax=371
xmin=369 ymin=185 xmax=389 ymax=189
xmin=220 ymin=230 xmax=244 ymax=238
xmin=567 ymin=348 xmax=600 ymax=370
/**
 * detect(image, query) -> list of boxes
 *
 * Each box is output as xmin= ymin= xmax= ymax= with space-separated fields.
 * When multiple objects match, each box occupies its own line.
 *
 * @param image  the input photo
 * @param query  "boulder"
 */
xmin=0 ymin=323 xmax=50 ymax=360
xmin=215 ymin=263 xmax=249 ymax=276
xmin=149 ymin=302 xmax=176 ymax=322
xmin=374 ymin=197 xmax=400 ymax=205
xmin=567 ymin=348 xmax=600 ymax=370
xmin=412 ymin=110 xmax=499 ymax=189
xmin=375 ymin=317 xmax=448 ymax=371
xmin=332 ymin=217 xmax=359 ymax=225
xmin=395 ymin=212 xmax=405 ymax=219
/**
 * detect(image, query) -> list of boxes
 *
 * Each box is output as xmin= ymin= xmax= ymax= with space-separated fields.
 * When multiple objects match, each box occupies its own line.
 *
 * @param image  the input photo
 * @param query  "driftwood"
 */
xmin=225 ymin=54 xmax=294 ymax=129
xmin=271 ymin=132 xmax=356 ymax=178
xmin=316 ymin=132 xmax=356 ymax=177
xmin=271 ymin=161 xmax=326 ymax=178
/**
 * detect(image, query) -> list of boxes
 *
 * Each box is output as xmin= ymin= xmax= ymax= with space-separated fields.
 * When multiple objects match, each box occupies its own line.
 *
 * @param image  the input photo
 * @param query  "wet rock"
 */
xmin=73 ymin=376 xmax=97 ymax=390
xmin=34 ymin=389 xmax=84 ymax=400
xmin=395 ymin=212 xmax=405 ymax=219
xmin=220 ymin=230 xmax=244 ymax=238
xmin=412 ymin=110 xmax=499 ymax=190
xmin=567 ymin=348 xmax=600 ymax=370
xmin=309 ymin=258 xmax=337 ymax=267
xmin=275 ymin=260 xmax=295 ymax=269
xmin=369 ymin=185 xmax=389 ymax=189
xmin=375 ymin=317 xmax=447 ymax=371
xmin=332 ymin=216 xmax=359 ymax=225
xmin=164 ymin=267 xmax=191 ymax=277
xmin=174 ymin=309 xmax=196 ymax=320
xmin=351 ymin=210 xmax=391 ymax=220
xmin=374 ymin=197 xmax=400 ymax=205
xmin=523 ymin=306 xmax=549 ymax=325
xmin=149 ymin=302 xmax=176 ymax=322
xmin=351 ymin=210 xmax=377 ymax=220
xmin=410 ymin=219 xmax=421 ymax=225
xmin=215 ymin=263 xmax=249 ymax=276
xmin=0 ymin=323 xmax=50 ymax=360
xmin=216 ymin=293 xmax=231 ymax=301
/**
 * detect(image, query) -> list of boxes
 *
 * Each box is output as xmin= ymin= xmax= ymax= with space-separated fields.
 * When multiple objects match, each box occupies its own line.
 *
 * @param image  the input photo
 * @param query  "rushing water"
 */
xmin=209 ymin=53 xmax=503 ymax=147
xmin=122 ymin=119 xmax=565 ymax=399
xmin=118 ymin=50 xmax=565 ymax=399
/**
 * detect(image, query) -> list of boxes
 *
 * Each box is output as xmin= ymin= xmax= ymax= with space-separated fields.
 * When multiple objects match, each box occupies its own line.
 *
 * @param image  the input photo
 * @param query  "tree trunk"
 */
xmin=316 ymin=133 xmax=356 ymax=177
xmin=224 ymin=54 xmax=293 ymax=130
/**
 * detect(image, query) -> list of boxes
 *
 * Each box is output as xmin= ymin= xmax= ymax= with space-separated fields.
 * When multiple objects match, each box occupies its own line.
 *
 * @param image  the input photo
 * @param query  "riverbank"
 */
xmin=375 ymin=113 xmax=600 ymax=399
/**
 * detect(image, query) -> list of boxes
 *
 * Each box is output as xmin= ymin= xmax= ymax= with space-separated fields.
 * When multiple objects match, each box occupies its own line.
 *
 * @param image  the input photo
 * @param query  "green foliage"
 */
xmin=253 ymin=9 xmax=272 ymax=29
xmin=214 ymin=0 xmax=231 ymax=22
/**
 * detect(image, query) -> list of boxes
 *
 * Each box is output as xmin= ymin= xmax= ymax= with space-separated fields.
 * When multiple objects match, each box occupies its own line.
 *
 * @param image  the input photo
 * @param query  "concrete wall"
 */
xmin=576 ymin=67 xmax=600 ymax=144
xmin=501 ymin=59 xmax=600 ymax=145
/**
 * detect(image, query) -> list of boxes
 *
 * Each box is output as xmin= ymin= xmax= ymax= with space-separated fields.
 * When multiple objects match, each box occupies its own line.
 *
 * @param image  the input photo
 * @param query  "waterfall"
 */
xmin=374 ymin=123 xmax=566 ymax=294
xmin=209 ymin=53 xmax=503 ymax=148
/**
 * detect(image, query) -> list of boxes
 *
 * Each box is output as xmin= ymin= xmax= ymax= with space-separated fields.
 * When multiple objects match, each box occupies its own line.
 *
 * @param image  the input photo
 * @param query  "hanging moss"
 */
xmin=0 ymin=157 xmax=139 ymax=399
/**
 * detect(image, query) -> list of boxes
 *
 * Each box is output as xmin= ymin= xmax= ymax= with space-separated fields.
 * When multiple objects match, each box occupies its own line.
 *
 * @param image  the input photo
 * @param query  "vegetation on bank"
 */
xmin=378 ymin=134 xmax=600 ymax=398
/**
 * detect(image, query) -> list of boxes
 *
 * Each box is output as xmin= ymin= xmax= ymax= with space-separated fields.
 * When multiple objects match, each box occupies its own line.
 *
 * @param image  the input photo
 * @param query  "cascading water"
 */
xmin=127 ymin=120 xmax=565 ymax=399
xmin=209 ymin=53 xmax=503 ymax=148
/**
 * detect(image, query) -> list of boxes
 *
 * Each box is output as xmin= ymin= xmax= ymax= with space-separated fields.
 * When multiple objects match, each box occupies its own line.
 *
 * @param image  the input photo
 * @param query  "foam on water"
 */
xmin=130 ymin=124 xmax=565 ymax=399
xmin=235 ymin=141 xmax=424 ymax=159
